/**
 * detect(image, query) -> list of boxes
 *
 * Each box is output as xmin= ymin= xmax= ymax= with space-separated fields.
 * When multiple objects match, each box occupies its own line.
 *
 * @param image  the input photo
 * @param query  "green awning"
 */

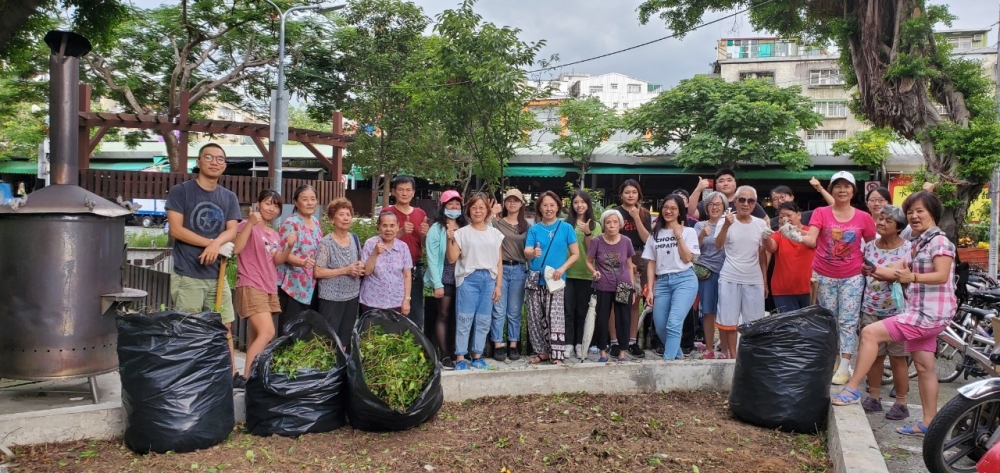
xmin=737 ymin=169 xmax=871 ymax=181
xmin=504 ymin=165 xmax=572 ymax=178
xmin=0 ymin=161 xmax=38 ymax=174
xmin=504 ymin=164 xmax=870 ymax=181
xmin=0 ymin=160 xmax=156 ymax=174
xmin=588 ymin=165 xmax=686 ymax=175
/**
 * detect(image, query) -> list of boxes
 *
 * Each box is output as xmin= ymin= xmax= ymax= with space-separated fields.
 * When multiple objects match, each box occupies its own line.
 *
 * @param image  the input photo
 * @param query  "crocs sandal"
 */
xmin=597 ymin=357 xmax=609 ymax=363
xmin=831 ymin=386 xmax=862 ymax=406
xmin=896 ymin=422 xmax=928 ymax=436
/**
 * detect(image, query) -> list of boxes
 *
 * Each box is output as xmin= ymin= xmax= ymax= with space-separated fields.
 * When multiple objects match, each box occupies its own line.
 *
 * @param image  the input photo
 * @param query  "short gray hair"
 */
xmin=735 ymin=185 xmax=757 ymax=199
xmin=703 ymin=191 xmax=728 ymax=209
xmin=600 ymin=209 xmax=623 ymax=227
xmin=879 ymin=205 xmax=907 ymax=234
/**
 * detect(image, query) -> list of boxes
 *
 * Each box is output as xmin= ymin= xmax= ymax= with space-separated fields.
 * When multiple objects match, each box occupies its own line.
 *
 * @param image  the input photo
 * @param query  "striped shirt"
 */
xmin=896 ymin=227 xmax=956 ymax=329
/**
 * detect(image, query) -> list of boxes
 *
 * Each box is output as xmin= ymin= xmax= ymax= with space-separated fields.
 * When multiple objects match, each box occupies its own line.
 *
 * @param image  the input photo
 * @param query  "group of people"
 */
xmin=167 ymin=143 xmax=959 ymax=437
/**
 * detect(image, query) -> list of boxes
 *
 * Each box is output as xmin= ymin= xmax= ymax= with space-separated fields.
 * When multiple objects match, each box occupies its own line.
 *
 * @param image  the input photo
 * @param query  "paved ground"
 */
xmin=864 ymin=374 xmax=975 ymax=473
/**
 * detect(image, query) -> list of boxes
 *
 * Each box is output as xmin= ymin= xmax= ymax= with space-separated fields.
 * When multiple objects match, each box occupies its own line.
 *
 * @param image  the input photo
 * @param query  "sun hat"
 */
xmin=503 ymin=188 xmax=525 ymax=203
xmin=440 ymin=189 xmax=462 ymax=203
xmin=830 ymin=171 xmax=857 ymax=186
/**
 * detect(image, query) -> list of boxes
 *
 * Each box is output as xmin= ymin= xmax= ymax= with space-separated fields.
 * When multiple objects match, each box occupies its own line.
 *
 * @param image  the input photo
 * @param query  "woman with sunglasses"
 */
xmin=797 ymin=171 xmax=876 ymax=385
xmin=715 ymin=186 xmax=772 ymax=359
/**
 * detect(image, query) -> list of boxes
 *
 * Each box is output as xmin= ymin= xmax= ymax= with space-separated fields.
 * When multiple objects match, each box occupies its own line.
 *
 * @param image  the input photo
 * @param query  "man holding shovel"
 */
xmin=167 ymin=143 xmax=242 ymax=384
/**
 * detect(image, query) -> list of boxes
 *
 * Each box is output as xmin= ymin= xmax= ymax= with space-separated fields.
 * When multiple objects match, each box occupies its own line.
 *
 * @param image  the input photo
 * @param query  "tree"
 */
xmin=0 ymin=0 xmax=127 ymax=64
xmin=547 ymin=97 xmax=622 ymax=188
xmin=637 ymin=0 xmax=1000 ymax=237
xmin=832 ymin=127 xmax=897 ymax=185
xmin=83 ymin=1 xmax=332 ymax=171
xmin=419 ymin=0 xmax=546 ymax=193
xmin=621 ymin=75 xmax=822 ymax=171
xmin=0 ymin=103 xmax=46 ymax=161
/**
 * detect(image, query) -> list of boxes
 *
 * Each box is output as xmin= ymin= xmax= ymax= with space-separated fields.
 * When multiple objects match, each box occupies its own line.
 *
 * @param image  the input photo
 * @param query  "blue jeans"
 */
xmin=456 ymin=269 xmax=495 ymax=356
xmin=652 ymin=269 xmax=699 ymax=360
xmin=773 ymin=294 xmax=811 ymax=314
xmin=491 ymin=264 xmax=526 ymax=343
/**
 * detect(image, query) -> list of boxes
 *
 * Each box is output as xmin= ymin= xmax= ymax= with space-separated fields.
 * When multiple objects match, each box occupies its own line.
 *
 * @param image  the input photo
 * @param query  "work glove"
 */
xmin=218 ymin=242 xmax=235 ymax=259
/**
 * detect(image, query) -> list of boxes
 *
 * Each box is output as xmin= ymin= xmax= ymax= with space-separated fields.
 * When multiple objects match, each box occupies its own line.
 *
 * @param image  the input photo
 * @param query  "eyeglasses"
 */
xmin=737 ymin=197 xmax=756 ymax=205
xmin=867 ymin=198 xmax=887 ymax=204
xmin=707 ymin=201 xmax=724 ymax=208
xmin=201 ymin=154 xmax=227 ymax=164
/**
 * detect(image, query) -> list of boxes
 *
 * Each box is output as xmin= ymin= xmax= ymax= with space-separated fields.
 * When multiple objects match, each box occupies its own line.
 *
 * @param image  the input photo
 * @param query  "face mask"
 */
xmin=444 ymin=209 xmax=462 ymax=219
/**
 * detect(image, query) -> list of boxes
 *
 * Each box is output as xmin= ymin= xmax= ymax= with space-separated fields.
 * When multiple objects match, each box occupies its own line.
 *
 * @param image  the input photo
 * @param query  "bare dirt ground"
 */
xmin=5 ymin=390 xmax=829 ymax=473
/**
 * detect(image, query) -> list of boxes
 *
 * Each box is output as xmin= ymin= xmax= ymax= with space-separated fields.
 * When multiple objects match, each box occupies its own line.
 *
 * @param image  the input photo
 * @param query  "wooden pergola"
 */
xmin=76 ymin=86 xmax=352 ymax=178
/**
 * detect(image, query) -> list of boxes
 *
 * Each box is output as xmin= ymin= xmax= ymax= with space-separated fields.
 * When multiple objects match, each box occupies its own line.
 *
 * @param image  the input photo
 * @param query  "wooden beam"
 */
xmin=301 ymin=142 xmax=336 ymax=175
xmin=179 ymin=91 xmax=189 ymax=163
xmin=87 ymin=126 xmax=112 ymax=156
xmin=332 ymin=111 xmax=344 ymax=182
xmin=250 ymin=136 xmax=273 ymax=170
xmin=78 ymin=84 xmax=92 ymax=170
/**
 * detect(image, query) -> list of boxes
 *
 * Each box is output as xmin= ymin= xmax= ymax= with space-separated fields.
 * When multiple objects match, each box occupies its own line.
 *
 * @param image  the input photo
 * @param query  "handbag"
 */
xmin=525 ymin=224 xmax=559 ymax=291
xmin=597 ymin=236 xmax=634 ymax=304
xmin=692 ymin=259 xmax=712 ymax=281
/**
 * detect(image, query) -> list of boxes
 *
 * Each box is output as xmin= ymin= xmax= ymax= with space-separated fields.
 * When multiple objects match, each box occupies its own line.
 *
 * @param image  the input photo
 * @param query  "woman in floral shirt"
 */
xmin=277 ymin=185 xmax=323 ymax=333
xmin=359 ymin=211 xmax=413 ymax=315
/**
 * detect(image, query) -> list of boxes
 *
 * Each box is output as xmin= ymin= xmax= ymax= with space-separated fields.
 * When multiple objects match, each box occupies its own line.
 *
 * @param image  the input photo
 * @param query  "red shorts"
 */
xmin=881 ymin=317 xmax=947 ymax=353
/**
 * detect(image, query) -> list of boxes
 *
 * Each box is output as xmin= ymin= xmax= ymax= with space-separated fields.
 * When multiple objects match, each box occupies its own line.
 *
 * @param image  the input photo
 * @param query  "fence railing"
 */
xmin=80 ymin=170 xmax=343 ymax=205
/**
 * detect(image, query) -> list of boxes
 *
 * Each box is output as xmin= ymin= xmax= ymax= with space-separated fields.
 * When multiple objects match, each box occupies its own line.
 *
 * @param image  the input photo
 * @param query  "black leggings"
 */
xmin=595 ymin=291 xmax=630 ymax=352
xmin=564 ymin=278 xmax=593 ymax=346
xmin=435 ymin=284 xmax=456 ymax=357
xmin=278 ymin=288 xmax=311 ymax=336
xmin=317 ymin=297 xmax=359 ymax=351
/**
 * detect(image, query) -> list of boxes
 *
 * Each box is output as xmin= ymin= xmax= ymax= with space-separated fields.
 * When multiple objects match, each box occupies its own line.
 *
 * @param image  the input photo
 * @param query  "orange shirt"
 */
xmin=770 ymin=226 xmax=816 ymax=296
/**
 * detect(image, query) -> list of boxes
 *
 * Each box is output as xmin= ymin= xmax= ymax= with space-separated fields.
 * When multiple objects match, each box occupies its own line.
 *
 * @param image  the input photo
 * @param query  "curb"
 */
xmin=827 ymin=390 xmax=890 ymax=473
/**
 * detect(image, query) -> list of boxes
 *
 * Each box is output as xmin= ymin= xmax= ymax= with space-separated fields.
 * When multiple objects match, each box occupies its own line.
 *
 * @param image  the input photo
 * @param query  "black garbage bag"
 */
xmin=347 ymin=309 xmax=442 ymax=432
xmin=729 ymin=305 xmax=839 ymax=434
xmin=117 ymin=310 xmax=235 ymax=454
xmin=245 ymin=310 xmax=348 ymax=437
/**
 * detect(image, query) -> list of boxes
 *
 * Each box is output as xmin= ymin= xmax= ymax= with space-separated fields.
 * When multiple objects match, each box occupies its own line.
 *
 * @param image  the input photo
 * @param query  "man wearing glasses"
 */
xmin=688 ymin=168 xmax=768 ymax=220
xmin=166 ymin=143 xmax=242 ymax=379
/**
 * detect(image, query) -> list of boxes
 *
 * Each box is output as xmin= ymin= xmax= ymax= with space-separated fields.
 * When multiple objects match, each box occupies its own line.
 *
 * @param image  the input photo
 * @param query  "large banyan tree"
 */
xmin=638 ymin=0 xmax=1000 ymax=237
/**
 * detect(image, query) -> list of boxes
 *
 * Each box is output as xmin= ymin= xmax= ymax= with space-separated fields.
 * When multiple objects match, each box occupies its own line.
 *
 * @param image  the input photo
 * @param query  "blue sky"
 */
xmin=131 ymin=1 xmax=998 ymax=88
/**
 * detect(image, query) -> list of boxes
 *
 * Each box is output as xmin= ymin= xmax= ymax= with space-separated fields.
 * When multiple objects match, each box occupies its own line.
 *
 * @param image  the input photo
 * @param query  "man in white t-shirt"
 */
xmin=714 ymin=186 xmax=774 ymax=359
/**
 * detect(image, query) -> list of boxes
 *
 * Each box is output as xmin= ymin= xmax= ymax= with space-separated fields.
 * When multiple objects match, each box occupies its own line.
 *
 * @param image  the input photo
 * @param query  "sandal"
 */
xmin=528 ymin=355 xmax=550 ymax=364
xmin=885 ymin=403 xmax=910 ymax=421
xmin=896 ymin=422 xmax=928 ymax=436
xmin=597 ymin=357 xmax=609 ymax=363
xmin=616 ymin=357 xmax=628 ymax=363
xmin=831 ymin=386 xmax=862 ymax=406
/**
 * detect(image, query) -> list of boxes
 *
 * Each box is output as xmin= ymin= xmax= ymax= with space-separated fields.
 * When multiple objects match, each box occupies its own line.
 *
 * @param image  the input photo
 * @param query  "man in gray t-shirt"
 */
xmin=166 ymin=143 xmax=241 ymax=325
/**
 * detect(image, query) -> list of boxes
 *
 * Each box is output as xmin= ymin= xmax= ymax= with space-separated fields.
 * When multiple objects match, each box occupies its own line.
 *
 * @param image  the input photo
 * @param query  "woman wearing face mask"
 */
xmin=524 ymin=191 xmax=579 ymax=365
xmin=277 ymin=185 xmax=323 ymax=333
xmin=314 ymin=198 xmax=365 ymax=350
xmin=692 ymin=191 xmax=727 ymax=359
xmin=490 ymin=189 xmax=529 ymax=362
xmin=715 ymin=186 xmax=772 ymax=359
xmin=424 ymin=190 xmax=467 ymax=368
xmin=232 ymin=189 xmax=287 ymax=386
xmin=585 ymin=209 xmax=635 ymax=363
xmin=359 ymin=212 xmax=413 ymax=315
xmin=797 ymin=171 xmax=876 ymax=385
xmin=564 ymin=190 xmax=601 ymax=359
xmin=447 ymin=195 xmax=505 ymax=370
xmin=644 ymin=194 xmax=700 ymax=361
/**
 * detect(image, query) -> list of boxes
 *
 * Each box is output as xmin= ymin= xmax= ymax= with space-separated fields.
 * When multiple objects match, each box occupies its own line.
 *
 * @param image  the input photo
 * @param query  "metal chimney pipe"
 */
xmin=43 ymin=31 xmax=91 ymax=186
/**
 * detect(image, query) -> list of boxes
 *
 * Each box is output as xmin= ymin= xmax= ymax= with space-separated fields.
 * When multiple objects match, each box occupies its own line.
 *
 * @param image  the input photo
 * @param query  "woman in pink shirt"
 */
xmin=797 ymin=171 xmax=876 ymax=385
xmin=232 ymin=190 xmax=293 ymax=386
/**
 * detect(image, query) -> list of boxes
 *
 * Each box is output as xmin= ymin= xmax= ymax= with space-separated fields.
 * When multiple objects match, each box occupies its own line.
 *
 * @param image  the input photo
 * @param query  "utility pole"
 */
xmin=991 ymin=3 xmax=1000 ymax=280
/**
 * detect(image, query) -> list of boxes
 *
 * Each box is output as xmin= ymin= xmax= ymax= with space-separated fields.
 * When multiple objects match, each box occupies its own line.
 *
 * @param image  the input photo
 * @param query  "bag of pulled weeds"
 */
xmin=347 ymin=309 xmax=442 ymax=432
xmin=245 ymin=310 xmax=348 ymax=437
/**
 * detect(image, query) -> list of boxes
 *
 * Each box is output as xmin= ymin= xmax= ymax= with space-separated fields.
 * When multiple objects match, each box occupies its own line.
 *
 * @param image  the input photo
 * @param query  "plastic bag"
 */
xmin=347 ymin=309 xmax=443 ymax=432
xmin=245 ymin=310 xmax=348 ymax=437
xmin=729 ymin=305 xmax=838 ymax=434
xmin=117 ymin=310 xmax=235 ymax=454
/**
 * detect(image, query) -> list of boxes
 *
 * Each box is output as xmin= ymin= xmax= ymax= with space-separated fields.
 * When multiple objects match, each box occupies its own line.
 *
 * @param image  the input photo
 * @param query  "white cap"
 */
xmin=830 ymin=171 xmax=856 ymax=186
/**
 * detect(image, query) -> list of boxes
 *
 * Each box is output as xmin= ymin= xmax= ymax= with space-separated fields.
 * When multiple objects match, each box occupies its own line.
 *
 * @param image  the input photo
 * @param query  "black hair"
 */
xmin=777 ymin=201 xmax=801 ymax=213
xmin=671 ymin=188 xmax=690 ymax=199
xmin=256 ymin=189 xmax=283 ymax=208
xmin=501 ymin=193 xmax=529 ymax=234
xmin=619 ymin=179 xmax=643 ymax=201
xmin=434 ymin=195 xmax=468 ymax=229
xmin=565 ymin=190 xmax=596 ymax=231
xmin=653 ymin=194 xmax=687 ymax=232
xmin=292 ymin=184 xmax=315 ymax=204
xmin=866 ymin=187 xmax=892 ymax=204
xmin=198 ymin=142 xmax=226 ymax=158
xmin=392 ymin=175 xmax=415 ymax=189
xmin=714 ymin=168 xmax=735 ymax=181
xmin=770 ymin=185 xmax=793 ymax=197
xmin=902 ymin=190 xmax=943 ymax=225
xmin=534 ymin=190 xmax=563 ymax=217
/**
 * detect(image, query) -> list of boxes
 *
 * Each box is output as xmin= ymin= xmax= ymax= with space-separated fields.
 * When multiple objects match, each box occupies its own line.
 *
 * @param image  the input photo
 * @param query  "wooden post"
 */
xmin=78 ymin=84 xmax=91 ymax=170
xmin=179 ymin=91 xmax=190 ymax=165
xmin=333 ymin=110 xmax=343 ymax=183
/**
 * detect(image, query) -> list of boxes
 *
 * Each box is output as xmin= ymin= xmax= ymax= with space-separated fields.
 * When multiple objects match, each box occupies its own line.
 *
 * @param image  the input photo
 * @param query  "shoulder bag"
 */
xmin=525 ymin=224 xmax=559 ymax=291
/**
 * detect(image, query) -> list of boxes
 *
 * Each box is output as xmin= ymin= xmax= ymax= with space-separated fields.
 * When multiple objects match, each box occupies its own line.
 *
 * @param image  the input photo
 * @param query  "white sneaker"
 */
xmin=831 ymin=369 xmax=851 ymax=385
xmin=589 ymin=345 xmax=599 ymax=354
xmin=575 ymin=344 xmax=584 ymax=359
xmin=564 ymin=346 xmax=575 ymax=359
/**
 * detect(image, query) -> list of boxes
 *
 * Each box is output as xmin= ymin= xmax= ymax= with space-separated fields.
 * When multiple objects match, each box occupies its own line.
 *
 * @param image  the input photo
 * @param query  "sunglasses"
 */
xmin=737 ymin=197 xmax=756 ymax=205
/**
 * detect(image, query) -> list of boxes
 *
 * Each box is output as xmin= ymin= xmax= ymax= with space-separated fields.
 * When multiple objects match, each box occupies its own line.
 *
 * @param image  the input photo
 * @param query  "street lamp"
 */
xmin=263 ymin=1 xmax=345 ymax=194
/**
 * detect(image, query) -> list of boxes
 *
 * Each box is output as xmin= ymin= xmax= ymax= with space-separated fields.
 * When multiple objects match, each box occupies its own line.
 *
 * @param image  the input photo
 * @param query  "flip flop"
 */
xmin=831 ymin=386 xmax=862 ymax=406
xmin=896 ymin=422 xmax=928 ymax=436
xmin=528 ymin=355 xmax=550 ymax=365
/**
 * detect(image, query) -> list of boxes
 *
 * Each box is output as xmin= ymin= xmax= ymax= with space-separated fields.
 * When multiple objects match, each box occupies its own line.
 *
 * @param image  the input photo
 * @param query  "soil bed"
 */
xmin=6 ymin=390 xmax=829 ymax=472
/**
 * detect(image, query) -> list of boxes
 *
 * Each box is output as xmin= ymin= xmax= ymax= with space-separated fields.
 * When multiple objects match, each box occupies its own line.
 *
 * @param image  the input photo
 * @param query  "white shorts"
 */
xmin=717 ymin=280 xmax=765 ymax=330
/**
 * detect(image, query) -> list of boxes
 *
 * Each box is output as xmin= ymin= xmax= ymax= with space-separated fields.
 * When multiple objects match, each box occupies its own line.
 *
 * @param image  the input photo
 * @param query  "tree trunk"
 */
xmin=163 ymin=131 xmax=184 ymax=172
xmin=381 ymin=174 xmax=392 ymax=208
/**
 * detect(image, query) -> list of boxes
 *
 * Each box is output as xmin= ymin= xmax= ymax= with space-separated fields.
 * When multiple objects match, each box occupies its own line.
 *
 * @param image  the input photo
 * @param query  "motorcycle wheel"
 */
xmin=936 ymin=338 xmax=964 ymax=384
xmin=923 ymin=392 xmax=1000 ymax=473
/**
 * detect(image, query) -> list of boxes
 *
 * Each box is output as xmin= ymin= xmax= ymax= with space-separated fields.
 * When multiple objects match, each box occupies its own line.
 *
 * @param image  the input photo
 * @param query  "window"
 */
xmin=610 ymin=83 xmax=618 ymax=90
xmin=622 ymin=103 xmax=629 ymax=109
xmin=739 ymin=71 xmax=775 ymax=83
xmin=813 ymin=101 xmax=848 ymax=118
xmin=588 ymin=85 xmax=603 ymax=94
xmin=627 ymin=84 xmax=641 ymax=93
xmin=217 ymin=106 xmax=234 ymax=119
xmin=806 ymin=129 xmax=847 ymax=140
xmin=809 ymin=69 xmax=843 ymax=86
xmin=947 ymin=34 xmax=983 ymax=51
xmin=612 ymin=102 xmax=618 ymax=108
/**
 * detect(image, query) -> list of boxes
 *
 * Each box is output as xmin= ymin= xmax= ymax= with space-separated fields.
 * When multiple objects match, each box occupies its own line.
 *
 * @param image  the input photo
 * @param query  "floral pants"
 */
xmin=813 ymin=272 xmax=865 ymax=355
xmin=526 ymin=286 xmax=567 ymax=361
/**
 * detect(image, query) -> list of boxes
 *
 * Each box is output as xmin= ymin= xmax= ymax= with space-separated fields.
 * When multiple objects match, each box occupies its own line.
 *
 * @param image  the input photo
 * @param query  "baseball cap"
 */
xmin=439 ymin=190 xmax=462 ymax=203
xmin=830 ymin=171 xmax=856 ymax=186
xmin=503 ymin=188 xmax=525 ymax=203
